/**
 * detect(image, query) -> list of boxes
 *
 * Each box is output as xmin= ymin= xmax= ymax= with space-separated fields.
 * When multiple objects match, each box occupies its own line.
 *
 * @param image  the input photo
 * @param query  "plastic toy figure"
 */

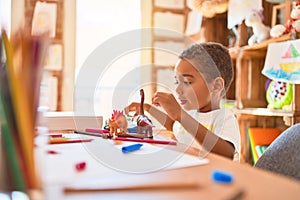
xmin=109 ymin=110 xmax=128 ymax=136
xmin=136 ymin=89 xmax=153 ymax=138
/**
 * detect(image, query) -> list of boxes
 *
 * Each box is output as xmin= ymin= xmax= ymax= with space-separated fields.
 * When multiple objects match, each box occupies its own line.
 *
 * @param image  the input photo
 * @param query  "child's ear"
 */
xmin=211 ymin=77 xmax=224 ymax=93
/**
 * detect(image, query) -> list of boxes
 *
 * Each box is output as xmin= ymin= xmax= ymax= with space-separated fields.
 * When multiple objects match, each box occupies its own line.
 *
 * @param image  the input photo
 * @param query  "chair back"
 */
xmin=255 ymin=123 xmax=300 ymax=181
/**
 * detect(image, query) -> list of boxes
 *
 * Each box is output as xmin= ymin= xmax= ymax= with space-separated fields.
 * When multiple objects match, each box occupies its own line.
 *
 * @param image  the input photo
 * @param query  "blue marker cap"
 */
xmin=212 ymin=170 xmax=234 ymax=184
xmin=122 ymin=143 xmax=143 ymax=153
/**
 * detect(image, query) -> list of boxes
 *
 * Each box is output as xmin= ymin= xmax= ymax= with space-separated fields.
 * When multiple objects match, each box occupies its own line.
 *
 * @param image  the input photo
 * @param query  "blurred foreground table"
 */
xmin=35 ymin=134 xmax=300 ymax=200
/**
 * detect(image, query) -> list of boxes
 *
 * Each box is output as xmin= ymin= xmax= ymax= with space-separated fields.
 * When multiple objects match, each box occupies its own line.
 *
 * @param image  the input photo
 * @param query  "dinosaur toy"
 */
xmin=109 ymin=110 xmax=128 ymax=136
xmin=136 ymin=89 xmax=153 ymax=138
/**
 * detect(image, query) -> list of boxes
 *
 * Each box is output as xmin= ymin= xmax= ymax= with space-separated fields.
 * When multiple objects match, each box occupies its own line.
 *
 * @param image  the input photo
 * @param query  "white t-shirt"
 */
xmin=172 ymin=108 xmax=240 ymax=160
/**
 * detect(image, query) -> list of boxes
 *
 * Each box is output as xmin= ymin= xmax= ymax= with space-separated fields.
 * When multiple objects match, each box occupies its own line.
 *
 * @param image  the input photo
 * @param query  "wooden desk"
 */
xmin=35 ymin=136 xmax=300 ymax=200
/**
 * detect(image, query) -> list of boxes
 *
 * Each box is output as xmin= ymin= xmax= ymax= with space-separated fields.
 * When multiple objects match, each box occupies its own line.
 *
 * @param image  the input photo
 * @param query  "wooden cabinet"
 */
xmin=230 ymin=34 xmax=300 ymax=163
xmin=150 ymin=0 xmax=196 ymax=94
xmin=24 ymin=0 xmax=64 ymax=111
xmin=23 ymin=0 xmax=75 ymax=111
xmin=225 ymin=0 xmax=300 ymax=163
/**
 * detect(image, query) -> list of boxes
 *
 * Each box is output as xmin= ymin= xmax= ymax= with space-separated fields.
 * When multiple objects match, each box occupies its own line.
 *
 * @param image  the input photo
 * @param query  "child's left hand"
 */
xmin=152 ymin=92 xmax=182 ymax=121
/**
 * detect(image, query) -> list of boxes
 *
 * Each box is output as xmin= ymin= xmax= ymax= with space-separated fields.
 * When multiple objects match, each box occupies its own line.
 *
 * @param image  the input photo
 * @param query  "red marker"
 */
xmin=75 ymin=161 xmax=86 ymax=171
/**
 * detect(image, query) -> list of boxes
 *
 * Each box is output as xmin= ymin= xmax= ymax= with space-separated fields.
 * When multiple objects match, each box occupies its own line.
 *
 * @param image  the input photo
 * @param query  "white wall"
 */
xmin=0 ymin=0 xmax=12 ymax=34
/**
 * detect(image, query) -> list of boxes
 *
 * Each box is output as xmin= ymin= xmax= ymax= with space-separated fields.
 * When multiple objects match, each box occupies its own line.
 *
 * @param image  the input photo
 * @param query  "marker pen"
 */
xmin=211 ymin=170 xmax=234 ymax=184
xmin=121 ymin=143 xmax=143 ymax=153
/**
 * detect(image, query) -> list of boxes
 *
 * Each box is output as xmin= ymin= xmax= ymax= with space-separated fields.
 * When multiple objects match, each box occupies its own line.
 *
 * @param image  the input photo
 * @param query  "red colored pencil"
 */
xmin=85 ymin=128 xmax=110 ymax=134
xmin=114 ymin=137 xmax=177 ymax=145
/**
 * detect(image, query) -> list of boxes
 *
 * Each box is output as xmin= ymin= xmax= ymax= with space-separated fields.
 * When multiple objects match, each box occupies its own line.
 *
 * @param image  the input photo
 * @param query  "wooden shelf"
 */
xmin=152 ymin=64 xmax=174 ymax=69
xmin=152 ymin=6 xmax=188 ymax=14
xmin=230 ymin=27 xmax=300 ymax=163
xmin=229 ymin=33 xmax=296 ymax=59
xmin=151 ymin=0 xmax=191 ymax=94
xmin=152 ymin=35 xmax=186 ymax=42
xmin=233 ymin=108 xmax=294 ymax=117
xmin=229 ymin=47 xmax=239 ymax=59
xmin=242 ymin=33 xmax=294 ymax=51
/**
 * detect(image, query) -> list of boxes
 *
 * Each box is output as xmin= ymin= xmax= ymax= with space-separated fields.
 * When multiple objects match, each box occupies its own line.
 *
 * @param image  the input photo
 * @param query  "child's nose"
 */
xmin=175 ymin=84 xmax=183 ymax=95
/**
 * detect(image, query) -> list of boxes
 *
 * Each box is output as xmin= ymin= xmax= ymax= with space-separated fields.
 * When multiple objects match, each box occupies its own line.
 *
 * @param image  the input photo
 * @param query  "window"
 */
xmin=76 ymin=0 xmax=142 ymax=119
xmin=0 ymin=0 xmax=11 ymax=35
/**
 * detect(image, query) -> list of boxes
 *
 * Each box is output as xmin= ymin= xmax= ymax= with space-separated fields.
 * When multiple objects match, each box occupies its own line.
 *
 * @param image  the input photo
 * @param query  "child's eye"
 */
xmin=183 ymin=81 xmax=191 ymax=85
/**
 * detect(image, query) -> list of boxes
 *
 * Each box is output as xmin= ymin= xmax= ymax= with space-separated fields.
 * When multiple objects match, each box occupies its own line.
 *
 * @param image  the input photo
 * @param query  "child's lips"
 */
xmin=180 ymin=100 xmax=187 ymax=105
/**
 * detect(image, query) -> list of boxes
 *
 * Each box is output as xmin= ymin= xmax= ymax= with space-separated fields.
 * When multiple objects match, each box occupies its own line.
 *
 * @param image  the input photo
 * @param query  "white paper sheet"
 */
xmin=35 ymin=136 xmax=208 ymax=188
xmin=262 ymin=39 xmax=300 ymax=84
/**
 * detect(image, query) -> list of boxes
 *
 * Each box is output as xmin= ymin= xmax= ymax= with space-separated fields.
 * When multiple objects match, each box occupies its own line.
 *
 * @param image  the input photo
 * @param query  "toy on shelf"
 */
xmin=191 ymin=0 xmax=228 ymax=18
xmin=270 ymin=1 xmax=300 ymax=38
xmin=245 ymin=9 xmax=270 ymax=46
xmin=136 ymin=89 xmax=153 ymax=138
xmin=266 ymin=80 xmax=293 ymax=110
xmin=109 ymin=110 xmax=128 ymax=136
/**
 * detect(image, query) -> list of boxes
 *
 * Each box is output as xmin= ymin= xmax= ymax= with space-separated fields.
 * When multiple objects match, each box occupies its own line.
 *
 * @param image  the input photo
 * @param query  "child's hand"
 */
xmin=152 ymin=92 xmax=182 ymax=121
xmin=124 ymin=102 xmax=150 ymax=117
xmin=124 ymin=102 xmax=140 ymax=117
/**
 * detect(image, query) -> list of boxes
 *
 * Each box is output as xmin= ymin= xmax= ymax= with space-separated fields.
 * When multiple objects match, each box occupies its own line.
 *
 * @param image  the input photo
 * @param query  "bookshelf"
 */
xmin=23 ymin=0 xmax=75 ymax=111
xmin=23 ymin=0 xmax=62 ymax=111
xmin=150 ymin=0 xmax=193 ymax=94
xmin=234 ymin=39 xmax=300 ymax=162
xmin=231 ymin=33 xmax=300 ymax=163
xmin=226 ymin=0 xmax=300 ymax=163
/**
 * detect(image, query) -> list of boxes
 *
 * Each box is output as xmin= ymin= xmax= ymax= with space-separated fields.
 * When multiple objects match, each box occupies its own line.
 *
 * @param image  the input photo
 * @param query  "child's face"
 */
xmin=174 ymin=59 xmax=212 ymax=112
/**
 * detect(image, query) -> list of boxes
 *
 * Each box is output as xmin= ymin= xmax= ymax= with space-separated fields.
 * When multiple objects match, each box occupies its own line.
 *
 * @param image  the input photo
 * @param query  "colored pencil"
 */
xmin=0 ymin=45 xmax=27 ymax=191
xmin=85 ymin=128 xmax=110 ymax=134
xmin=75 ymin=130 xmax=111 ymax=139
xmin=2 ymin=31 xmax=37 ymax=188
xmin=48 ymin=138 xmax=93 ymax=145
xmin=114 ymin=137 xmax=177 ymax=145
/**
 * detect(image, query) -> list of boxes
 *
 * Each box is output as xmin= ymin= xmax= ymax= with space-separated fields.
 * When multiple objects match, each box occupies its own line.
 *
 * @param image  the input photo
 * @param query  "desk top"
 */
xmin=35 ymin=134 xmax=300 ymax=200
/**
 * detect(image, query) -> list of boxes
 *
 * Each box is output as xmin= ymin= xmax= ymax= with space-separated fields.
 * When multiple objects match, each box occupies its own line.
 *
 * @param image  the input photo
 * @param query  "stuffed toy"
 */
xmin=191 ymin=0 xmax=228 ymax=18
xmin=270 ymin=1 xmax=300 ymax=38
xmin=245 ymin=10 xmax=270 ymax=46
xmin=266 ymin=80 xmax=293 ymax=110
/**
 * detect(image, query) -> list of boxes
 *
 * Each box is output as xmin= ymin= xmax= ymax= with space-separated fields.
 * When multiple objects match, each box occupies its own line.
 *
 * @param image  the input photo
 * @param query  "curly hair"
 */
xmin=178 ymin=42 xmax=233 ymax=94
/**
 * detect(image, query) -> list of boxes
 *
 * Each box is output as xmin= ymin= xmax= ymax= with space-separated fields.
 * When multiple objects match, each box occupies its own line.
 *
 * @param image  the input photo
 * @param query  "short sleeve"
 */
xmin=213 ymin=109 xmax=241 ymax=160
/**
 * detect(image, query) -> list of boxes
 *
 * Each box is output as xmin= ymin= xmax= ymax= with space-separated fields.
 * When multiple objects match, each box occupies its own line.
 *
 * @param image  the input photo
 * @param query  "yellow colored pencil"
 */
xmin=2 ymin=31 xmax=38 ymax=189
